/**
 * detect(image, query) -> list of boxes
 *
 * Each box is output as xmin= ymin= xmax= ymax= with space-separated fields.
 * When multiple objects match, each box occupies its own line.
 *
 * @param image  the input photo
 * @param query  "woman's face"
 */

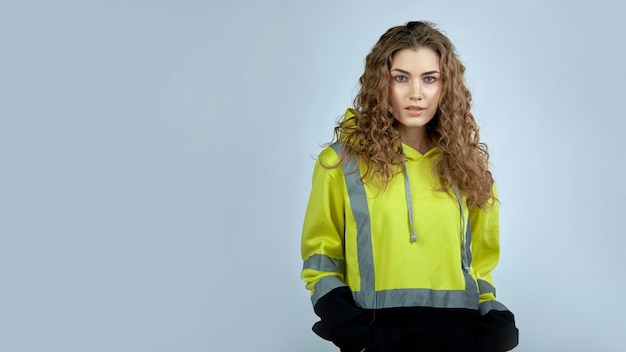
xmin=389 ymin=47 xmax=442 ymax=140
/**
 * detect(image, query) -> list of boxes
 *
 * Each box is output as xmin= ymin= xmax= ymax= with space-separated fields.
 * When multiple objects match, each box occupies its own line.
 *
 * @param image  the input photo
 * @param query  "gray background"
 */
xmin=1 ymin=0 xmax=624 ymax=351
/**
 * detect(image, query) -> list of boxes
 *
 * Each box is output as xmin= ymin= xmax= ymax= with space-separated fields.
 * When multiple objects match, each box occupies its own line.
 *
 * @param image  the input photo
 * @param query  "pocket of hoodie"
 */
xmin=366 ymin=326 xmax=416 ymax=352
xmin=402 ymin=327 xmax=478 ymax=351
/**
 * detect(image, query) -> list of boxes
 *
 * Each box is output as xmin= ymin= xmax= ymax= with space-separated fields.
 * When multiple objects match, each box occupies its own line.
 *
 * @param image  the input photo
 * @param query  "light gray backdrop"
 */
xmin=1 ymin=0 xmax=624 ymax=351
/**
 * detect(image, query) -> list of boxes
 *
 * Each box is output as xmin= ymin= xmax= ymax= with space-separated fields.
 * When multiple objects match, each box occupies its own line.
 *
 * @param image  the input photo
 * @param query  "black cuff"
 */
xmin=477 ymin=309 xmax=519 ymax=351
xmin=312 ymin=286 xmax=370 ymax=352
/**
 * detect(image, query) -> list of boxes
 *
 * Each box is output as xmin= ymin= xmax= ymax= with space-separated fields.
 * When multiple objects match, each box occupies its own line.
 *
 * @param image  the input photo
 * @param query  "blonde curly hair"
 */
xmin=331 ymin=21 xmax=494 ymax=207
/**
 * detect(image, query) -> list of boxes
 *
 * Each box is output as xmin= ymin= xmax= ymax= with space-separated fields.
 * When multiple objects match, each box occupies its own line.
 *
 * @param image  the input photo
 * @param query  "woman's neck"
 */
xmin=399 ymin=129 xmax=432 ymax=154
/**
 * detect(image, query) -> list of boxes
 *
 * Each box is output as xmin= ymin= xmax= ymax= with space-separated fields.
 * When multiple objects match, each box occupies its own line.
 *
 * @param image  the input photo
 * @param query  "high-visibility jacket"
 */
xmin=301 ymin=111 xmax=518 ymax=352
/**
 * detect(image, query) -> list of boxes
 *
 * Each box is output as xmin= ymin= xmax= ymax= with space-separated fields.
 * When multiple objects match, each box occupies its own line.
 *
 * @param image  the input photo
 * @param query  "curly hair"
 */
xmin=330 ymin=21 xmax=494 ymax=208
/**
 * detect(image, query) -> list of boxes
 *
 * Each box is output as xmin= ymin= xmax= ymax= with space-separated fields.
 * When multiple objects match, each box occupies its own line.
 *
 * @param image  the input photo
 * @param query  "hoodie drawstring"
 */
xmin=402 ymin=149 xmax=418 ymax=243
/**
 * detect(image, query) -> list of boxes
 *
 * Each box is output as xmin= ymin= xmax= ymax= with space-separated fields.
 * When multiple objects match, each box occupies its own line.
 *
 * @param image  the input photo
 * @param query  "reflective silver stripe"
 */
xmin=359 ymin=274 xmax=479 ymax=309
xmin=463 ymin=270 xmax=480 ymax=308
xmin=478 ymin=300 xmax=510 ymax=315
xmin=311 ymin=275 xmax=347 ymax=306
xmin=330 ymin=143 xmax=377 ymax=308
xmin=303 ymin=254 xmax=344 ymax=274
xmin=350 ymin=259 xmax=479 ymax=309
xmin=478 ymin=279 xmax=496 ymax=296
xmin=331 ymin=142 xmax=479 ymax=310
xmin=465 ymin=217 xmax=473 ymax=267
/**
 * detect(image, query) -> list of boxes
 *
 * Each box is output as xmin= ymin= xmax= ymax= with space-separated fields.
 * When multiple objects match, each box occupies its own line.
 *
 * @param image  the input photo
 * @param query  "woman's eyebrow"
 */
xmin=390 ymin=68 xmax=411 ymax=75
xmin=390 ymin=68 xmax=441 ymax=76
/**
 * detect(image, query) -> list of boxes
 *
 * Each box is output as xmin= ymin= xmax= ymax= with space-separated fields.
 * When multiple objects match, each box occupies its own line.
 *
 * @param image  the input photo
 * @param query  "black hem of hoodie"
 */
xmin=312 ymin=286 xmax=518 ymax=352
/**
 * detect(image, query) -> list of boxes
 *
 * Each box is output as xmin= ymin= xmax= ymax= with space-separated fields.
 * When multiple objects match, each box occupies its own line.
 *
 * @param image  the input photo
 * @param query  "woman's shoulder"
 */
xmin=317 ymin=143 xmax=344 ymax=165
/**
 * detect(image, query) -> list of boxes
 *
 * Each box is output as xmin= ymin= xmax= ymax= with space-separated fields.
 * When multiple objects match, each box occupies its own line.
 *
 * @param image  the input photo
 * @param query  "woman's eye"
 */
xmin=394 ymin=75 xmax=407 ymax=82
xmin=424 ymin=76 xmax=437 ymax=83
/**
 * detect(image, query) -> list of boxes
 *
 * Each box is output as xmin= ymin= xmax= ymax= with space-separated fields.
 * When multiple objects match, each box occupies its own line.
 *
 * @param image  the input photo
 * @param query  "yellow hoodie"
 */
xmin=300 ymin=109 xmax=517 ymax=351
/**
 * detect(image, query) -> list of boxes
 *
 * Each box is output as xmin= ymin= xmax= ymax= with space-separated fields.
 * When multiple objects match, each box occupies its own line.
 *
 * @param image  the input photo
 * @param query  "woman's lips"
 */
xmin=406 ymin=106 xmax=425 ymax=116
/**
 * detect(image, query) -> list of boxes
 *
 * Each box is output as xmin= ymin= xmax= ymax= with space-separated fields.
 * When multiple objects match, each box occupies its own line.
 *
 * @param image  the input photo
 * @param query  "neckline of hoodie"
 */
xmin=401 ymin=143 xmax=439 ymax=161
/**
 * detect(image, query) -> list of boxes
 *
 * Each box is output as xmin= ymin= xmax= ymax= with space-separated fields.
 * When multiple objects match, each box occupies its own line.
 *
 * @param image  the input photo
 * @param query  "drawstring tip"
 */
xmin=411 ymin=234 xmax=417 ymax=242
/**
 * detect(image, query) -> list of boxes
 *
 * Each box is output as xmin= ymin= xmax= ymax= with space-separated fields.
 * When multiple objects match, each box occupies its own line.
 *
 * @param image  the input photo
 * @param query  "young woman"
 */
xmin=301 ymin=21 xmax=519 ymax=351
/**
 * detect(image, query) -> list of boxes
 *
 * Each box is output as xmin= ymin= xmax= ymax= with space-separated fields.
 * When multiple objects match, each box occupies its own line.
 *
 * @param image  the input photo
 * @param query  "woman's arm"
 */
xmin=469 ymin=184 xmax=519 ymax=351
xmin=301 ymin=148 xmax=370 ymax=352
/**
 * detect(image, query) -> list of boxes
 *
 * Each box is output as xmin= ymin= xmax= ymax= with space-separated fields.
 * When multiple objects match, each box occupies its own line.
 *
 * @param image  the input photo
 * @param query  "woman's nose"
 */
xmin=409 ymin=82 xmax=422 ymax=100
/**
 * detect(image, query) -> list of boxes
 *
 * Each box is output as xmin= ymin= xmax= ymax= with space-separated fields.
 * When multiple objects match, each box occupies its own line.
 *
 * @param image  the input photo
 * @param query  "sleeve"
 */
xmin=301 ymin=147 xmax=371 ymax=352
xmin=469 ymin=184 xmax=519 ymax=351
